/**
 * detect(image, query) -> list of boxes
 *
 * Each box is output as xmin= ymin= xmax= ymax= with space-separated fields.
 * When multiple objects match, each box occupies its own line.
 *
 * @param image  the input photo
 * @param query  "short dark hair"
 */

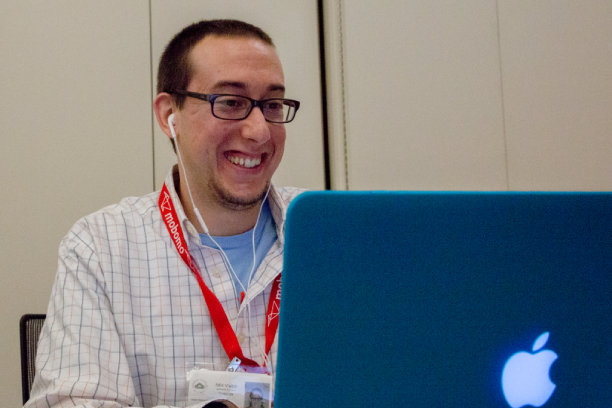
xmin=157 ymin=19 xmax=274 ymax=108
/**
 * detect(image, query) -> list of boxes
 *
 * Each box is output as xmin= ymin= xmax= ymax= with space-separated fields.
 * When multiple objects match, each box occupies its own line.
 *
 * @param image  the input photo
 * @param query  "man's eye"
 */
xmin=218 ymin=97 xmax=247 ymax=109
xmin=264 ymin=101 xmax=283 ymax=111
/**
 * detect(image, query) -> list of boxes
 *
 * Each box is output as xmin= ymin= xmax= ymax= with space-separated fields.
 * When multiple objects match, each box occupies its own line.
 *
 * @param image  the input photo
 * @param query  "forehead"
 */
xmin=187 ymin=35 xmax=285 ymax=92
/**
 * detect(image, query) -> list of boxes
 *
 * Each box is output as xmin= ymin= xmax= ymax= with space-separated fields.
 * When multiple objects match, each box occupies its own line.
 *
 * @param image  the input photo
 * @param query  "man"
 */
xmin=26 ymin=20 xmax=302 ymax=408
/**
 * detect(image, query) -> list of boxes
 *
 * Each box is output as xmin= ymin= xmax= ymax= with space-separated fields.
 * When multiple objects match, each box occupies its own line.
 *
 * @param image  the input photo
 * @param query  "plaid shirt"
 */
xmin=26 ymin=166 xmax=303 ymax=408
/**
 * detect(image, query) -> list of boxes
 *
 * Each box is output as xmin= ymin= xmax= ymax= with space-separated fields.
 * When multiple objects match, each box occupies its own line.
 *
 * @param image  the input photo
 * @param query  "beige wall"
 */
xmin=324 ymin=0 xmax=612 ymax=190
xmin=2 ymin=0 xmax=611 ymax=406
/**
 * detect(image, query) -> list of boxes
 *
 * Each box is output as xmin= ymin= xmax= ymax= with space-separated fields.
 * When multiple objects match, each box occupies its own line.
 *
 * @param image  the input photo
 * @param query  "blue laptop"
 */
xmin=275 ymin=191 xmax=611 ymax=407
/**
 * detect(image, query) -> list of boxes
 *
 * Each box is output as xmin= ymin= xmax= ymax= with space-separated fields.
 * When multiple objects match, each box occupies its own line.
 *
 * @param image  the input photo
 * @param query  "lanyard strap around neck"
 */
xmin=159 ymin=183 xmax=281 ymax=367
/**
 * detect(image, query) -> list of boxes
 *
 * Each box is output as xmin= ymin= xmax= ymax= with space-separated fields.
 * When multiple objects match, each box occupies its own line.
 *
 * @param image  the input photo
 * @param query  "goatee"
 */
xmin=212 ymin=181 xmax=270 ymax=211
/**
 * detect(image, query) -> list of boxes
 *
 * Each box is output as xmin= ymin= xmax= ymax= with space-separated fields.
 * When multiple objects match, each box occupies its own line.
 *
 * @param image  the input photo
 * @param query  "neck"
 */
xmin=177 ymin=176 xmax=265 ymax=237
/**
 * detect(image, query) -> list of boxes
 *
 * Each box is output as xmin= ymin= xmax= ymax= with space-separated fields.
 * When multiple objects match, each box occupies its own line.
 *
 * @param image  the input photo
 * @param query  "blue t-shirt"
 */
xmin=200 ymin=199 xmax=277 ymax=297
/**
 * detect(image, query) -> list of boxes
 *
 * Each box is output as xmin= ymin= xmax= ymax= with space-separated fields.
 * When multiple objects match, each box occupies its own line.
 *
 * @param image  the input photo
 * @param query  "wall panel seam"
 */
xmin=148 ymin=0 xmax=156 ymax=191
xmin=495 ymin=0 xmax=510 ymax=190
xmin=337 ymin=0 xmax=350 ymax=189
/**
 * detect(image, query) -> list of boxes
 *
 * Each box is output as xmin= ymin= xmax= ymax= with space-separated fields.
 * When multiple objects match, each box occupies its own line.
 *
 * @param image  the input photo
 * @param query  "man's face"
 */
xmin=174 ymin=35 xmax=286 ymax=210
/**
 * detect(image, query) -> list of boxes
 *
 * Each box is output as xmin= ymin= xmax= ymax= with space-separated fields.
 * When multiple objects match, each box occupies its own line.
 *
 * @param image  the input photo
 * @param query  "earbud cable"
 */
xmin=173 ymin=119 xmax=271 ymax=367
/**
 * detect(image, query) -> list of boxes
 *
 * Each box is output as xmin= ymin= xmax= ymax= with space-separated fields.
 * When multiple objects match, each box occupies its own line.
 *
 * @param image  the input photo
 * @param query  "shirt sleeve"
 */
xmin=24 ymin=218 xmax=143 ymax=408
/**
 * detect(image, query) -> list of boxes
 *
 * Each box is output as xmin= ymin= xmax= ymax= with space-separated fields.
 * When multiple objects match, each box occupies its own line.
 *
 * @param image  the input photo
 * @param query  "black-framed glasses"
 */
xmin=169 ymin=90 xmax=300 ymax=123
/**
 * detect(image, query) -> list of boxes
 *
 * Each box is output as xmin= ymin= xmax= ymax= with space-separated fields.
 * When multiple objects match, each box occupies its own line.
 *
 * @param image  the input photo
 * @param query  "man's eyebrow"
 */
xmin=269 ymin=84 xmax=286 ymax=93
xmin=211 ymin=81 xmax=246 ymax=91
xmin=210 ymin=81 xmax=285 ymax=93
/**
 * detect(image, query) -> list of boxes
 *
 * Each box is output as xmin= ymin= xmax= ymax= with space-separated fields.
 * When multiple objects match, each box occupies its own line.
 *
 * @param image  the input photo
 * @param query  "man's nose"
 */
xmin=240 ymin=106 xmax=271 ymax=144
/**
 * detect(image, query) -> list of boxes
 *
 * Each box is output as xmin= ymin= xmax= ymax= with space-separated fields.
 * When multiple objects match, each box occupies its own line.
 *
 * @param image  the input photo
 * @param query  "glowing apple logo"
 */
xmin=501 ymin=332 xmax=558 ymax=408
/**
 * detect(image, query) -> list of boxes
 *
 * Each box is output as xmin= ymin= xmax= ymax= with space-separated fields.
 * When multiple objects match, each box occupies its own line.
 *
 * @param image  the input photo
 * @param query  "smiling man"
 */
xmin=26 ymin=20 xmax=303 ymax=408
xmin=155 ymin=27 xmax=293 ymax=235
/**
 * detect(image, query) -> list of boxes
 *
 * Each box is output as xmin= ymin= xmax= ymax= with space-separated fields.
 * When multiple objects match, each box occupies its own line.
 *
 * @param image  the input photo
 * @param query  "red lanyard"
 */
xmin=159 ymin=183 xmax=281 ymax=368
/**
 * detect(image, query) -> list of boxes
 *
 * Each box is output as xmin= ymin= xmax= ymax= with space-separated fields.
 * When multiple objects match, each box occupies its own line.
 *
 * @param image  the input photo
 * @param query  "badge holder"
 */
xmin=187 ymin=359 xmax=273 ymax=408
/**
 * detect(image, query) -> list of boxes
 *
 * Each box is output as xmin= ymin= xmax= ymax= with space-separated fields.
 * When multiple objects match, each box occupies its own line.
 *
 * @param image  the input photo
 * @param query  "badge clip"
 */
xmin=226 ymin=357 xmax=242 ymax=372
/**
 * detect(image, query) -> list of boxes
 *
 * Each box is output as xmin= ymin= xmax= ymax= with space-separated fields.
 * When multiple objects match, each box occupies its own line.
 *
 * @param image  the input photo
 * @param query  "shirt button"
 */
xmin=208 ymin=266 xmax=222 ymax=279
xmin=237 ymin=333 xmax=246 ymax=344
xmin=209 ymin=266 xmax=227 ymax=279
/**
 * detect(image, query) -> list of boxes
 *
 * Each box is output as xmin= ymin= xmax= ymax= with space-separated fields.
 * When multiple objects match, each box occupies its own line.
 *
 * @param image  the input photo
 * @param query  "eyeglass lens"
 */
xmin=213 ymin=95 xmax=297 ymax=123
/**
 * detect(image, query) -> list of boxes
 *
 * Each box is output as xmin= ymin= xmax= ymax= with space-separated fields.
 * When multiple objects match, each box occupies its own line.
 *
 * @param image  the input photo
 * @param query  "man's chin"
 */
xmin=212 ymin=182 xmax=270 ymax=211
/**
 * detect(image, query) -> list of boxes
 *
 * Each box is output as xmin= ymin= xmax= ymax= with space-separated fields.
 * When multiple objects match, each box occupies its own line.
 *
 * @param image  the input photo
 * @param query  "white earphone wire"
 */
xmin=169 ymin=113 xmax=272 ymax=367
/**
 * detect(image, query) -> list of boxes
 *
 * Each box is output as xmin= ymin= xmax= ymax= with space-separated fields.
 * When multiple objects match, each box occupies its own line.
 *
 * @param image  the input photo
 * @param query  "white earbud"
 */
xmin=168 ymin=113 xmax=177 ymax=139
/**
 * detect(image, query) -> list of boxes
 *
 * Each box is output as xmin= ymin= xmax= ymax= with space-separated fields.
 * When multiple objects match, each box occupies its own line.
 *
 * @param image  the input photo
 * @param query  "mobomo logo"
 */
xmin=501 ymin=332 xmax=558 ymax=408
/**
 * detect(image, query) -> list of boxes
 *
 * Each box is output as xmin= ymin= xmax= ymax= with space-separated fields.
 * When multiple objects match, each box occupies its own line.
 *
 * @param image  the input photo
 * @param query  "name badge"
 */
xmin=188 ymin=368 xmax=272 ymax=408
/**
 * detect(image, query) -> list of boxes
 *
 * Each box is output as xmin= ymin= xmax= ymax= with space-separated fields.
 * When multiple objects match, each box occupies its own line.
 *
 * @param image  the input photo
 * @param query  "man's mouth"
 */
xmin=226 ymin=153 xmax=263 ymax=169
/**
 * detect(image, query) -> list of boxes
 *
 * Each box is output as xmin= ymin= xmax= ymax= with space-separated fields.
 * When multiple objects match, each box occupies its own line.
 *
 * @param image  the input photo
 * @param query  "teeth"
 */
xmin=229 ymin=155 xmax=261 ymax=168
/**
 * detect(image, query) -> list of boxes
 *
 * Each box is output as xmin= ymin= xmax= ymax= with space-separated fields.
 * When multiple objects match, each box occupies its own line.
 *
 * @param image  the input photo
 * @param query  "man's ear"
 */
xmin=153 ymin=92 xmax=175 ymax=140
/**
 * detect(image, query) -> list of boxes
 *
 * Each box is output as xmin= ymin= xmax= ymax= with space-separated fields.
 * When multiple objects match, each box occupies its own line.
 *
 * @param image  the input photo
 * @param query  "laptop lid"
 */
xmin=275 ymin=191 xmax=611 ymax=407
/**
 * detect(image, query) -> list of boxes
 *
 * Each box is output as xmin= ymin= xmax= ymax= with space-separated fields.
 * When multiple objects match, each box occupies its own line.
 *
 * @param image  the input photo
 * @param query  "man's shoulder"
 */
xmin=274 ymin=186 xmax=307 ymax=205
xmin=68 ymin=190 xmax=161 ymax=237
xmin=91 ymin=190 xmax=160 ymax=219
xmin=268 ymin=186 xmax=306 ymax=236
